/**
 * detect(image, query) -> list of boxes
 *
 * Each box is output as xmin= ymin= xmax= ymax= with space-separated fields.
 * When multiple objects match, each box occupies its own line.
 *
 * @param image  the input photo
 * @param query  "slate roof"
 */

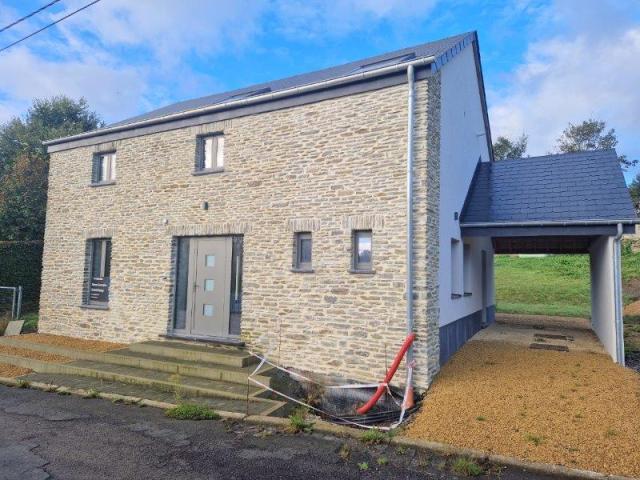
xmin=109 ymin=32 xmax=473 ymax=129
xmin=460 ymin=150 xmax=637 ymax=225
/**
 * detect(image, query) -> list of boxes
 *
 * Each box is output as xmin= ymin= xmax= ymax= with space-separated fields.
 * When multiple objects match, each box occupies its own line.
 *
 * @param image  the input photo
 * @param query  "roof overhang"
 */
xmin=461 ymin=220 xmax=638 ymax=238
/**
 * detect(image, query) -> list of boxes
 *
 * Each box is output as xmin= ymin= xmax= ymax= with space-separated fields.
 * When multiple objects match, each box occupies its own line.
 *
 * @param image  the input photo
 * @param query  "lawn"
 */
xmin=495 ymin=241 xmax=640 ymax=318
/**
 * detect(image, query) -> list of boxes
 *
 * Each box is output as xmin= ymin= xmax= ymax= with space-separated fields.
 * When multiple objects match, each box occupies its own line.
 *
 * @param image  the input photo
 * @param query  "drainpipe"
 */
xmin=405 ymin=65 xmax=415 ymax=400
xmin=613 ymin=223 xmax=625 ymax=366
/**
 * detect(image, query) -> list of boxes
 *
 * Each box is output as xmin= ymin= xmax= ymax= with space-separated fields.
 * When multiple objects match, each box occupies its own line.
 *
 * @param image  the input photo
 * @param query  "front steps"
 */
xmin=0 ymin=336 xmax=286 ymax=416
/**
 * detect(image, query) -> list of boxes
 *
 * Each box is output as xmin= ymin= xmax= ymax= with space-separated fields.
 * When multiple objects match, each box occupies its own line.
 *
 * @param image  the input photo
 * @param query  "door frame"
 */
xmin=170 ymin=235 xmax=243 ymax=340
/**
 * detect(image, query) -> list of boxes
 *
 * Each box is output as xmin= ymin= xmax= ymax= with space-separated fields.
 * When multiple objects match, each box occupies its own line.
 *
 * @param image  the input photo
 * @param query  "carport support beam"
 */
xmin=613 ymin=223 xmax=625 ymax=366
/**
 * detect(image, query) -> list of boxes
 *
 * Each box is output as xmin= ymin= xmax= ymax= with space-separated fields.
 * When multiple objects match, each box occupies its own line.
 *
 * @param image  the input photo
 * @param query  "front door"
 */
xmin=187 ymin=237 xmax=232 ymax=337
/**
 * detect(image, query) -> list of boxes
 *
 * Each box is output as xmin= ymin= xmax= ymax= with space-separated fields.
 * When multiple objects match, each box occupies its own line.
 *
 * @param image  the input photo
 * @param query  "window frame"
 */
xmin=351 ymin=230 xmax=373 ymax=273
xmin=194 ymin=133 xmax=225 ymax=175
xmin=463 ymin=243 xmax=472 ymax=296
xmin=91 ymin=151 xmax=116 ymax=185
xmin=292 ymin=232 xmax=313 ymax=272
xmin=83 ymin=238 xmax=112 ymax=308
xmin=451 ymin=238 xmax=462 ymax=299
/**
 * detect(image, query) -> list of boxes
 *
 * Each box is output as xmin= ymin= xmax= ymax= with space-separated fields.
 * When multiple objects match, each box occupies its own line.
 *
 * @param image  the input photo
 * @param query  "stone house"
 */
xmin=40 ymin=31 xmax=636 ymax=391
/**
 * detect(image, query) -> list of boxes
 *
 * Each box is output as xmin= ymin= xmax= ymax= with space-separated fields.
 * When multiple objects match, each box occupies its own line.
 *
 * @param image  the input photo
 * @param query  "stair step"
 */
xmin=0 ymin=337 xmax=268 ymax=386
xmin=63 ymin=359 xmax=264 ymax=401
xmin=18 ymin=372 xmax=285 ymax=416
xmin=128 ymin=340 xmax=257 ymax=367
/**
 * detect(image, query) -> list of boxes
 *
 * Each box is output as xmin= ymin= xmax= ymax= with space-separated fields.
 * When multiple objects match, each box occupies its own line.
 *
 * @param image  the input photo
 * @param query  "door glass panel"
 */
xmin=205 ymin=255 xmax=215 ymax=267
xmin=173 ymin=238 xmax=190 ymax=330
xmin=203 ymin=304 xmax=214 ymax=317
xmin=204 ymin=279 xmax=214 ymax=291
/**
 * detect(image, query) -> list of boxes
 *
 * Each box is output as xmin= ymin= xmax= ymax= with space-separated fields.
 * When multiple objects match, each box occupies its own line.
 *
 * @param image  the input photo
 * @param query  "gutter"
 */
xmin=460 ymin=219 xmax=639 ymax=228
xmin=613 ymin=223 xmax=625 ymax=365
xmin=43 ymin=55 xmax=436 ymax=147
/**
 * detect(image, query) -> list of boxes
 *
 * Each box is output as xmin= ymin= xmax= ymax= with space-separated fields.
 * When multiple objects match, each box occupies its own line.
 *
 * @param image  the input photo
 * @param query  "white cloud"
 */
xmin=489 ymin=1 xmax=640 ymax=171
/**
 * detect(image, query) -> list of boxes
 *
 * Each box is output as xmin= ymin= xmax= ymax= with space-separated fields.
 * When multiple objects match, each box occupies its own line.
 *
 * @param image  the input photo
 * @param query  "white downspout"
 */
xmin=613 ymin=223 xmax=625 ymax=365
xmin=405 ymin=65 xmax=415 ymax=389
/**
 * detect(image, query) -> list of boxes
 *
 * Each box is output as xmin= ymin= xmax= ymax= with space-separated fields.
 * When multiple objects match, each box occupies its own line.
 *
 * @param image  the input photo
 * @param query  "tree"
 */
xmin=555 ymin=118 xmax=637 ymax=169
xmin=628 ymin=173 xmax=640 ymax=214
xmin=493 ymin=134 xmax=528 ymax=161
xmin=0 ymin=96 xmax=102 ymax=241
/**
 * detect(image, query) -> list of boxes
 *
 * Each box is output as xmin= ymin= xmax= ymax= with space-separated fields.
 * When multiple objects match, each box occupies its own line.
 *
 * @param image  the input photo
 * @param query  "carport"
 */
xmin=460 ymin=149 xmax=638 ymax=364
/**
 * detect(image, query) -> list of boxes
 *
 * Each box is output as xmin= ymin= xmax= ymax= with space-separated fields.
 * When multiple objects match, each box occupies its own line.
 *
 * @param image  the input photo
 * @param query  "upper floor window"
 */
xmin=195 ymin=134 xmax=224 ymax=173
xmin=92 ymin=152 xmax=116 ymax=184
xmin=293 ymin=232 xmax=312 ymax=271
xmin=352 ymin=230 xmax=373 ymax=272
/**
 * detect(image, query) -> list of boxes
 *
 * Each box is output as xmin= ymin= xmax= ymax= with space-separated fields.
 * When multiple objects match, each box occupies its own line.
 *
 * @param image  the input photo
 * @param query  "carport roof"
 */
xmin=460 ymin=149 xmax=638 ymax=228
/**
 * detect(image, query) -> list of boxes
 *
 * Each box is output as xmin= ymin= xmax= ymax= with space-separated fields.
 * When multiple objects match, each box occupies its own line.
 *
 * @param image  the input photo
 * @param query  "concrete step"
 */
xmin=128 ymin=340 xmax=258 ymax=368
xmin=18 ymin=372 xmax=286 ymax=416
xmin=0 ymin=337 xmax=270 ymax=387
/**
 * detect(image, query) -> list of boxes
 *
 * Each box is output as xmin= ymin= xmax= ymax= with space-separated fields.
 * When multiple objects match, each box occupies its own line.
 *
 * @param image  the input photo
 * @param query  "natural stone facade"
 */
xmin=40 ymin=77 xmax=441 ymax=390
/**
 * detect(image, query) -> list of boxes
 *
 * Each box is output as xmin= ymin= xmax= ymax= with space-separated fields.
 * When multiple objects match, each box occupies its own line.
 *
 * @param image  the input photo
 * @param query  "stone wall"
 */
xmin=40 ymin=78 xmax=441 ymax=389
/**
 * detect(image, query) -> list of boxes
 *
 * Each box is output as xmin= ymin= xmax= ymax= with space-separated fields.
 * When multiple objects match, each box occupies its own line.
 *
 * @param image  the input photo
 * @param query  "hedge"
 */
xmin=0 ymin=241 xmax=43 ymax=314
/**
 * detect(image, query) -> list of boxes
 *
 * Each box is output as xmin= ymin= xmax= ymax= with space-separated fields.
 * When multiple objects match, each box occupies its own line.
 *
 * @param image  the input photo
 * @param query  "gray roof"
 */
xmin=109 ymin=32 xmax=474 ymax=129
xmin=460 ymin=150 xmax=637 ymax=225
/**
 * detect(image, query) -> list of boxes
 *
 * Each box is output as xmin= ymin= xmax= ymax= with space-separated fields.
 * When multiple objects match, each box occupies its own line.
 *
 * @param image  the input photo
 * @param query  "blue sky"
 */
xmin=1 ymin=0 xmax=639 ymax=180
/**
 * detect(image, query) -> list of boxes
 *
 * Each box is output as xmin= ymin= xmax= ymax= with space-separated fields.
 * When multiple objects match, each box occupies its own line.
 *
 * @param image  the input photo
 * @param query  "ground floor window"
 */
xmin=84 ymin=238 xmax=112 ymax=306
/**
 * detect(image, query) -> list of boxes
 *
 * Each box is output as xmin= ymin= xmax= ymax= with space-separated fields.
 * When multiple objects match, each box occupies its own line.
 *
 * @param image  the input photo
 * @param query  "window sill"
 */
xmin=451 ymin=293 xmax=462 ymax=300
xmin=349 ymin=269 xmax=376 ymax=275
xmin=463 ymin=292 xmax=472 ymax=297
xmin=79 ymin=303 xmax=109 ymax=310
xmin=192 ymin=167 xmax=225 ymax=176
xmin=291 ymin=268 xmax=314 ymax=274
xmin=89 ymin=181 xmax=116 ymax=187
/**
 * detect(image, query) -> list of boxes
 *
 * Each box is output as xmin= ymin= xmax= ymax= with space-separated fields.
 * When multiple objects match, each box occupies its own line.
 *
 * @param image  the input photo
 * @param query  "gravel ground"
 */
xmin=0 ymin=363 xmax=31 ymax=378
xmin=18 ymin=333 xmax=125 ymax=352
xmin=0 ymin=344 xmax=70 ymax=363
xmin=0 ymin=385 xmax=558 ymax=480
xmin=405 ymin=340 xmax=640 ymax=478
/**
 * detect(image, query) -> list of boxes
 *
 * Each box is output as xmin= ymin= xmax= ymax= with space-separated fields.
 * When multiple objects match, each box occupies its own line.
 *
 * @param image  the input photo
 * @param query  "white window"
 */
xmin=198 ymin=134 xmax=224 ymax=171
xmin=463 ymin=243 xmax=472 ymax=294
xmin=451 ymin=238 xmax=462 ymax=298
xmin=93 ymin=152 xmax=116 ymax=183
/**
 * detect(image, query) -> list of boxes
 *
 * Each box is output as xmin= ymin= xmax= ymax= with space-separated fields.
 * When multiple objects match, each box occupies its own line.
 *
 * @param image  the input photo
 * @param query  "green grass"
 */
xmin=451 ymin=457 xmax=483 ymax=476
xmin=165 ymin=403 xmax=220 ymax=420
xmin=495 ymin=243 xmax=640 ymax=318
xmin=287 ymin=408 xmax=314 ymax=433
xmin=21 ymin=312 xmax=38 ymax=333
xmin=360 ymin=428 xmax=388 ymax=445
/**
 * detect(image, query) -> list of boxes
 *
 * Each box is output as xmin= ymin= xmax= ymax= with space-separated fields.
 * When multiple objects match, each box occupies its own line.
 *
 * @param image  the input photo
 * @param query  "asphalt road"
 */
xmin=0 ymin=385 xmax=559 ymax=479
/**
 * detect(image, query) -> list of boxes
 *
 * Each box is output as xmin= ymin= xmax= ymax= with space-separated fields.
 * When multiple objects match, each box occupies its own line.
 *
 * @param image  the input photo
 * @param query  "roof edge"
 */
xmin=460 ymin=219 xmax=639 ymax=227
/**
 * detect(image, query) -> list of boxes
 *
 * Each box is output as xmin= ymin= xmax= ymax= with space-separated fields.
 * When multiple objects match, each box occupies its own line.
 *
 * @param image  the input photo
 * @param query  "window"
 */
xmin=294 ymin=232 xmax=312 ymax=271
xmin=451 ymin=238 xmax=462 ymax=298
xmin=196 ymin=134 xmax=224 ymax=172
xmin=352 ymin=230 xmax=373 ymax=272
xmin=84 ymin=238 xmax=112 ymax=306
xmin=92 ymin=152 xmax=116 ymax=184
xmin=463 ymin=243 xmax=472 ymax=295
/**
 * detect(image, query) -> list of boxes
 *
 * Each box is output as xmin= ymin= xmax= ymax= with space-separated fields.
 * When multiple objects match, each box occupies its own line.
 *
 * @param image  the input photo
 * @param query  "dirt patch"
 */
xmin=405 ymin=340 xmax=640 ymax=478
xmin=496 ymin=313 xmax=590 ymax=330
xmin=623 ymin=277 xmax=640 ymax=300
xmin=18 ymin=334 xmax=125 ymax=352
xmin=0 ymin=345 xmax=70 ymax=363
xmin=0 ymin=363 xmax=32 ymax=378
xmin=624 ymin=300 xmax=640 ymax=316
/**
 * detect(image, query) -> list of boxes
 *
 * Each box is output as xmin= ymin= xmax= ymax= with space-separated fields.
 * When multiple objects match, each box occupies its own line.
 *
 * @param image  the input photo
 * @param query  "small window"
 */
xmin=451 ymin=238 xmax=462 ymax=298
xmin=294 ymin=232 xmax=312 ymax=271
xmin=92 ymin=152 xmax=116 ymax=184
xmin=84 ymin=238 xmax=112 ymax=306
xmin=196 ymin=134 xmax=224 ymax=172
xmin=463 ymin=243 xmax=472 ymax=295
xmin=352 ymin=230 xmax=373 ymax=272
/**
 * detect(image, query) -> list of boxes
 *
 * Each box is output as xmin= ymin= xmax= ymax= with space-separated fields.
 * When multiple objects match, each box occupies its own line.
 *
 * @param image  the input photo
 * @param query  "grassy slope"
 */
xmin=495 ymin=242 xmax=640 ymax=355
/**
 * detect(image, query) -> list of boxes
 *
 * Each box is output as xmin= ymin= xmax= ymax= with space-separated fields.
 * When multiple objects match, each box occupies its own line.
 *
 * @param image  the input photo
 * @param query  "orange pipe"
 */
xmin=356 ymin=333 xmax=416 ymax=415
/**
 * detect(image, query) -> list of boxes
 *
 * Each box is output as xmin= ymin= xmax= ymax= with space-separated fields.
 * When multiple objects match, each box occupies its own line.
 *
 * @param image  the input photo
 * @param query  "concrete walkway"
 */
xmin=474 ymin=313 xmax=606 ymax=354
xmin=0 ymin=385 xmax=557 ymax=480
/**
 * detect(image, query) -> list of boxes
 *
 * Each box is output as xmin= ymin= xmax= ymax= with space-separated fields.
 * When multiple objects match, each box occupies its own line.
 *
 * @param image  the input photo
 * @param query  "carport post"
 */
xmin=613 ymin=224 xmax=625 ymax=366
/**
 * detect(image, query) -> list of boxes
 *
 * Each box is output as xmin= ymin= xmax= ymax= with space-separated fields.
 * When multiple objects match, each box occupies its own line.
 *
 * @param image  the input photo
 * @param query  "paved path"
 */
xmin=0 ymin=385 xmax=557 ymax=480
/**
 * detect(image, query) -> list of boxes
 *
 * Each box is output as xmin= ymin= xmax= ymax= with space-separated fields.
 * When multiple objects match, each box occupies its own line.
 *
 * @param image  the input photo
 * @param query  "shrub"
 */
xmin=288 ymin=408 xmax=314 ymax=433
xmin=452 ymin=457 xmax=483 ymax=476
xmin=165 ymin=403 xmax=220 ymax=420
